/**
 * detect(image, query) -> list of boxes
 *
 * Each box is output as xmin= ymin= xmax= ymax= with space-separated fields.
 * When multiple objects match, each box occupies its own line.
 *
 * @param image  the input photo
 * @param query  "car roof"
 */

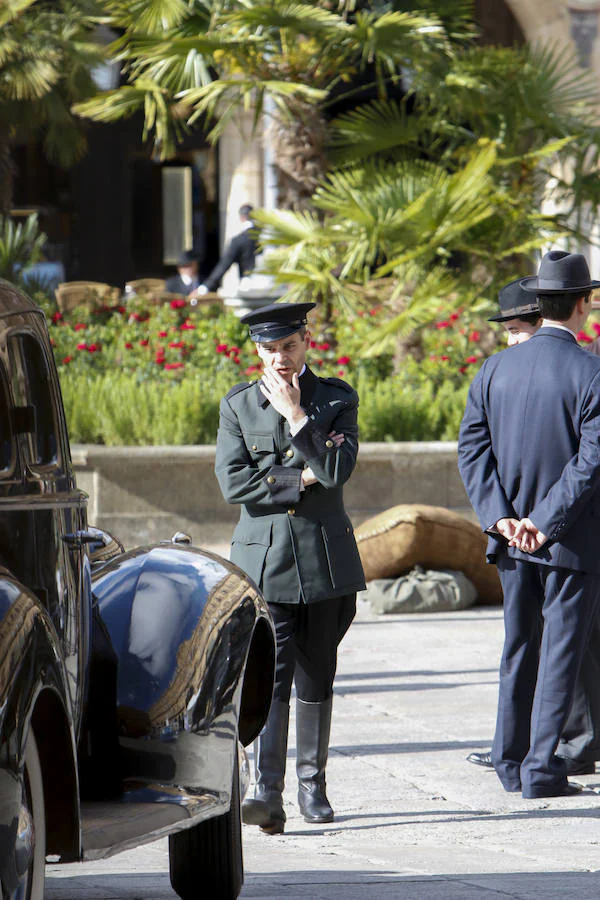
xmin=0 ymin=279 xmax=43 ymax=320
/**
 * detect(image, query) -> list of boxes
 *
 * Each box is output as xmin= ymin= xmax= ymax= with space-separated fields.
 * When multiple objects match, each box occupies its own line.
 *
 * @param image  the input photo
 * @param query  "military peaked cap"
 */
xmin=241 ymin=302 xmax=316 ymax=342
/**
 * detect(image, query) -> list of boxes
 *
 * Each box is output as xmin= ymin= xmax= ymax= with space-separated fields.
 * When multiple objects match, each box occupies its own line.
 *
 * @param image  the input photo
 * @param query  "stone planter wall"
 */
xmin=72 ymin=442 xmax=473 ymax=551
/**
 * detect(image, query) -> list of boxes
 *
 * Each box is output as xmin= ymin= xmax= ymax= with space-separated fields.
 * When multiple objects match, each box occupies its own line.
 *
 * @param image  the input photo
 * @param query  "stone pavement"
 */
xmin=45 ymin=599 xmax=600 ymax=900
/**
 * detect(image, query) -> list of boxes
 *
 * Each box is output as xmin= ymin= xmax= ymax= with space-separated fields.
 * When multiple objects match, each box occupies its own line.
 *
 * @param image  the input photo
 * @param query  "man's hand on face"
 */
xmin=259 ymin=368 xmax=306 ymax=427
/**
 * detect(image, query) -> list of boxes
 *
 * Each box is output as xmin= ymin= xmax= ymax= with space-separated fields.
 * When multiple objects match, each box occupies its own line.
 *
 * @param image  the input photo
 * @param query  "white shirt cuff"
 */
xmin=289 ymin=416 xmax=309 ymax=436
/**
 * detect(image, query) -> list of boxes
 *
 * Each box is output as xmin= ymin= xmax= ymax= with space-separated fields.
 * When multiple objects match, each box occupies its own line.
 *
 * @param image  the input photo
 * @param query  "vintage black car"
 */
xmin=0 ymin=280 xmax=276 ymax=900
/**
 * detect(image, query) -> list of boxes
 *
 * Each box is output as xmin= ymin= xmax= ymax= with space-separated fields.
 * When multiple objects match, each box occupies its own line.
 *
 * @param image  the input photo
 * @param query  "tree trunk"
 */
xmin=268 ymin=105 xmax=329 ymax=211
xmin=0 ymin=125 xmax=16 ymax=215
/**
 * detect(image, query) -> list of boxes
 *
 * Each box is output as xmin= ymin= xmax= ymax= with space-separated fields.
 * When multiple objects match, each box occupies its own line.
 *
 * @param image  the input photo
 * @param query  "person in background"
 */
xmin=458 ymin=251 xmax=600 ymax=799
xmin=215 ymin=302 xmax=365 ymax=834
xmin=193 ymin=204 xmax=258 ymax=300
xmin=165 ymin=249 xmax=203 ymax=298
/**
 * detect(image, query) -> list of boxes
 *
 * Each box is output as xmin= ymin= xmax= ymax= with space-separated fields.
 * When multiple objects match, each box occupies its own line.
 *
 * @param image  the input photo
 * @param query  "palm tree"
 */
xmin=0 ymin=0 xmax=105 ymax=213
xmin=77 ymin=0 xmax=460 ymax=209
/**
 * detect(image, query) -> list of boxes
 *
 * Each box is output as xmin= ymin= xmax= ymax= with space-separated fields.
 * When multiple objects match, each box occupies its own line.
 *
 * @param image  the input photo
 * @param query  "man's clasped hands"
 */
xmin=495 ymin=517 xmax=548 ymax=553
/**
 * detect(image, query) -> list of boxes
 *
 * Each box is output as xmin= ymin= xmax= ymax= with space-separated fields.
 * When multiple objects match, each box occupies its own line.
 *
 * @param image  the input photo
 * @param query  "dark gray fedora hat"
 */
xmin=488 ymin=277 xmax=540 ymax=322
xmin=520 ymin=250 xmax=600 ymax=294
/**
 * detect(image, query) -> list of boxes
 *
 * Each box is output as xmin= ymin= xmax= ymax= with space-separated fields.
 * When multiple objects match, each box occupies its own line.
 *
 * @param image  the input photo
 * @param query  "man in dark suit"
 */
xmin=215 ymin=302 xmax=365 ymax=833
xmin=458 ymin=250 xmax=600 ymax=798
xmin=467 ymin=278 xmax=600 ymax=777
xmin=165 ymin=249 xmax=203 ymax=297
xmin=194 ymin=203 xmax=258 ymax=298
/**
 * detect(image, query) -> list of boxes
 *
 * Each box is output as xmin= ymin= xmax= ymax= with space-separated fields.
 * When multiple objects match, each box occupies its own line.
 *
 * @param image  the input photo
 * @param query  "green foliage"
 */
xmin=0 ymin=214 xmax=46 ymax=283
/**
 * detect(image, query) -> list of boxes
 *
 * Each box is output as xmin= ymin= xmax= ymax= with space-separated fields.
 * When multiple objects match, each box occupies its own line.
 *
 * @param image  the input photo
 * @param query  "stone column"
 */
xmin=216 ymin=111 xmax=264 ymax=302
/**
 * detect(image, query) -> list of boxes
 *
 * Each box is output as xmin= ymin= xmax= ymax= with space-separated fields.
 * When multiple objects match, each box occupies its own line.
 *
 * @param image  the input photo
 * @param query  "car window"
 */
xmin=0 ymin=364 xmax=14 ymax=473
xmin=8 ymin=333 xmax=59 ymax=467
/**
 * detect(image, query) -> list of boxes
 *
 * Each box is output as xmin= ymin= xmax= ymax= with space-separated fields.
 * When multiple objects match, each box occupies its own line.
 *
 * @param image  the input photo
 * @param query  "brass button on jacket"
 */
xmin=267 ymin=475 xmax=276 ymax=484
xmin=285 ymin=448 xmax=294 ymax=458
xmin=287 ymin=508 xmax=295 ymax=515
xmin=325 ymin=439 xmax=334 ymax=448
xmin=251 ymin=443 xmax=258 ymax=451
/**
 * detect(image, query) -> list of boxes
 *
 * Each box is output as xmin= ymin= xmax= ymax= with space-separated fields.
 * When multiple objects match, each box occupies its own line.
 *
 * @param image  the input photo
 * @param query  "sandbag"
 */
xmin=355 ymin=504 xmax=502 ymax=605
xmin=361 ymin=566 xmax=478 ymax=615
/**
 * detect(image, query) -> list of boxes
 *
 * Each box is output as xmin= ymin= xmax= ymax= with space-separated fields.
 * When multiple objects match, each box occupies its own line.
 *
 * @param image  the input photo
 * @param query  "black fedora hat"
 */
xmin=241 ymin=302 xmax=316 ymax=342
xmin=488 ymin=278 xmax=540 ymax=323
xmin=520 ymin=250 xmax=600 ymax=295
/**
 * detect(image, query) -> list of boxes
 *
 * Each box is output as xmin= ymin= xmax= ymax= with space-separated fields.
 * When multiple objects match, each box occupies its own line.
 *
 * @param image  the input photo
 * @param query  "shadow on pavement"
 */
xmin=45 ymin=868 xmax=600 ymax=899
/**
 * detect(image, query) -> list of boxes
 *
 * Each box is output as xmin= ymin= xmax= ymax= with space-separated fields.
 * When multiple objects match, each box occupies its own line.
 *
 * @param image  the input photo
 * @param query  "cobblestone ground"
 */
xmin=46 ymin=601 xmax=600 ymax=899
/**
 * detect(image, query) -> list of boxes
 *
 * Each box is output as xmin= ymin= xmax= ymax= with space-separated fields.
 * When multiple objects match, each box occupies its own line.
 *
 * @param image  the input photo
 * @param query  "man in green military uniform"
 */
xmin=215 ymin=302 xmax=365 ymax=834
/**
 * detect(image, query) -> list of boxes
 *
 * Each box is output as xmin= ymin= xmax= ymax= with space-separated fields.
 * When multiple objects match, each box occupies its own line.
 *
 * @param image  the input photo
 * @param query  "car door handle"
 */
xmin=61 ymin=531 xmax=100 ymax=548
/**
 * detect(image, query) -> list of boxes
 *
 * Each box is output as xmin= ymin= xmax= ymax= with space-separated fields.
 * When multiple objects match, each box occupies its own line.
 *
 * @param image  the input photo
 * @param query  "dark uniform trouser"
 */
xmin=493 ymin=556 xmax=600 ymax=796
xmin=269 ymin=594 xmax=356 ymax=703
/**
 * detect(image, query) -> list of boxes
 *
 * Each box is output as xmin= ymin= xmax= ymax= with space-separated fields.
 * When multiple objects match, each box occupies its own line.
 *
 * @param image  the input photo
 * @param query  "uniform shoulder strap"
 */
xmin=225 ymin=381 xmax=254 ymax=400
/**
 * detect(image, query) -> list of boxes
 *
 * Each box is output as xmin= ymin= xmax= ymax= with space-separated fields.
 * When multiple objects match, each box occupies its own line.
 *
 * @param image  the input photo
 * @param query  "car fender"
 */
xmin=0 ymin=570 xmax=80 ymax=889
xmin=91 ymin=543 xmax=274 ymax=806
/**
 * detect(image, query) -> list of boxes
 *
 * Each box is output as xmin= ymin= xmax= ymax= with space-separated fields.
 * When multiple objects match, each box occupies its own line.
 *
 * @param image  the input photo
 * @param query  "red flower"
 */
xmin=319 ymin=342 xmax=330 ymax=351
xmin=62 ymin=355 xmax=72 ymax=364
xmin=465 ymin=355 xmax=478 ymax=364
xmin=310 ymin=340 xmax=317 ymax=348
xmin=369 ymin=307 xmax=380 ymax=316
xmin=158 ymin=330 xmax=168 ymax=338
xmin=124 ymin=342 xmax=134 ymax=350
xmin=232 ymin=358 xmax=240 ymax=365
xmin=436 ymin=321 xmax=450 ymax=329
xmin=459 ymin=365 xmax=468 ymax=374
xmin=130 ymin=312 xmax=142 ymax=322
xmin=52 ymin=311 xmax=63 ymax=323
xmin=449 ymin=312 xmax=460 ymax=322
xmin=170 ymin=299 xmax=186 ymax=309
xmin=169 ymin=341 xmax=185 ymax=349
xmin=50 ymin=338 xmax=56 ymax=347
xmin=164 ymin=362 xmax=184 ymax=370
xmin=337 ymin=369 xmax=345 ymax=376
xmin=76 ymin=342 xmax=88 ymax=351
xmin=229 ymin=346 xmax=240 ymax=354
xmin=245 ymin=365 xmax=261 ymax=375
xmin=593 ymin=322 xmax=600 ymax=336
xmin=118 ymin=305 xmax=126 ymax=315
xmin=88 ymin=343 xmax=100 ymax=353
xmin=139 ymin=339 xmax=149 ymax=347
xmin=181 ymin=322 xmax=196 ymax=330
xmin=337 ymin=355 xmax=351 ymax=365
xmin=577 ymin=331 xmax=594 ymax=344
xmin=216 ymin=343 xmax=228 ymax=354
xmin=315 ymin=359 xmax=323 ymax=367
xmin=469 ymin=330 xmax=481 ymax=342
xmin=440 ymin=355 xmax=450 ymax=361
xmin=74 ymin=323 xmax=87 ymax=331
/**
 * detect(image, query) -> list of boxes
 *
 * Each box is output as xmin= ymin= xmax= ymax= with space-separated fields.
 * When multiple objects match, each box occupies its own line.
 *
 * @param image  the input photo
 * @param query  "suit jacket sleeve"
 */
xmin=457 ymin=366 xmax=516 ymax=532
xmin=529 ymin=370 xmax=600 ymax=540
xmin=290 ymin=395 xmax=359 ymax=488
xmin=203 ymin=235 xmax=243 ymax=292
xmin=215 ymin=396 xmax=302 ymax=506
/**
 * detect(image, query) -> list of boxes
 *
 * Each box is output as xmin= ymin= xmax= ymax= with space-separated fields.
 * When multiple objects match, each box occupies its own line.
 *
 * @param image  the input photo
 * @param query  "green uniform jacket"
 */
xmin=215 ymin=366 xmax=366 ymax=604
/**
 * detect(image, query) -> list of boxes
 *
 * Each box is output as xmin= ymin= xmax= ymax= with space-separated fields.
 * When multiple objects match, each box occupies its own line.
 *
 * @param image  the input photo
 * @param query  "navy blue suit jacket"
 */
xmin=458 ymin=326 xmax=600 ymax=573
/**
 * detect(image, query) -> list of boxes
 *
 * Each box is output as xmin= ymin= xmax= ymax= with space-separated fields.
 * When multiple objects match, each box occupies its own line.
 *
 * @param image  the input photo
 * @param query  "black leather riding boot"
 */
xmin=296 ymin=696 xmax=334 ymax=824
xmin=242 ymin=699 xmax=289 ymax=834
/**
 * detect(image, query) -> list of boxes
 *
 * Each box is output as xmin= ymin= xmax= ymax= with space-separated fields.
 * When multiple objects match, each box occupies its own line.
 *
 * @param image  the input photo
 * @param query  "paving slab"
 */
xmin=45 ymin=596 xmax=600 ymax=899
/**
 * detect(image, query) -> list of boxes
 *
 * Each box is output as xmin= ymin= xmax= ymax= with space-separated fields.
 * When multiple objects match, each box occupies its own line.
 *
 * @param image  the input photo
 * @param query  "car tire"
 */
xmin=169 ymin=747 xmax=243 ymax=900
xmin=9 ymin=729 xmax=46 ymax=900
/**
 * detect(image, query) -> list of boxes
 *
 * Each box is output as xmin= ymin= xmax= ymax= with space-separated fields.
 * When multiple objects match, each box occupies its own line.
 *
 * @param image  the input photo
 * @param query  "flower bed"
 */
xmin=31 ymin=292 xmax=600 ymax=445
